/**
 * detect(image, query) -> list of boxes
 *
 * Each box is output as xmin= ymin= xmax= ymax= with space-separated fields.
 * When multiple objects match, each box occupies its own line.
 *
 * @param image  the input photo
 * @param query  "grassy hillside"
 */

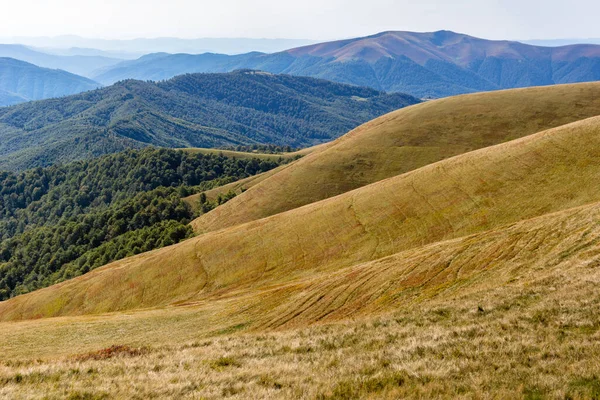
xmin=182 ymin=143 xmax=327 ymax=207
xmin=192 ymin=82 xmax=600 ymax=234
xmin=0 ymin=70 xmax=418 ymax=171
xmin=3 ymin=84 xmax=600 ymax=398
xmin=0 ymin=57 xmax=100 ymax=106
xmin=2 ymin=129 xmax=600 ymax=397
xmin=3 ymin=111 xmax=600 ymax=320
xmin=179 ymin=147 xmax=301 ymax=161
xmin=94 ymin=30 xmax=600 ymax=98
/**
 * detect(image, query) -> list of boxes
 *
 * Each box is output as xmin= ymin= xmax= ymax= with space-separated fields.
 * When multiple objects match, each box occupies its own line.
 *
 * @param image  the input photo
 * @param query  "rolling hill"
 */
xmin=3 ymin=83 xmax=600 ymax=398
xmin=191 ymin=82 xmax=600 ymax=234
xmin=0 ymin=58 xmax=100 ymax=106
xmin=2 ymin=83 xmax=600 ymax=321
xmin=94 ymin=30 xmax=600 ymax=97
xmin=0 ymin=70 xmax=418 ymax=170
xmin=0 ymin=44 xmax=123 ymax=77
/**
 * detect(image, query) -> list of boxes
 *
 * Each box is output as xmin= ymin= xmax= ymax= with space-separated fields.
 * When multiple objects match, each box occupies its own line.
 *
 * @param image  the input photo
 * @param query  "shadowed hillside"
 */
xmin=192 ymin=82 xmax=600 ymax=234
xmin=3 ymin=111 xmax=600 ymax=320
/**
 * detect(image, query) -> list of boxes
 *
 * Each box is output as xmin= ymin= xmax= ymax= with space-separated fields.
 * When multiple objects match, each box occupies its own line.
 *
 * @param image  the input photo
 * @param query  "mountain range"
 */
xmin=0 ymin=70 xmax=418 ymax=170
xmin=4 ymin=29 xmax=600 ymax=398
xmin=0 ymin=44 xmax=123 ymax=77
xmin=524 ymin=38 xmax=600 ymax=46
xmin=2 ymin=36 xmax=318 ymax=56
xmin=0 ymin=58 xmax=100 ymax=106
xmin=3 ymin=30 xmax=600 ymax=103
xmin=93 ymin=30 xmax=600 ymax=98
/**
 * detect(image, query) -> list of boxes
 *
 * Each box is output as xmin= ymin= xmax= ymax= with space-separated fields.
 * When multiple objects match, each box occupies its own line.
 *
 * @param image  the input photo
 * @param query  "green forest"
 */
xmin=0 ymin=148 xmax=285 ymax=299
xmin=0 ymin=70 xmax=419 ymax=171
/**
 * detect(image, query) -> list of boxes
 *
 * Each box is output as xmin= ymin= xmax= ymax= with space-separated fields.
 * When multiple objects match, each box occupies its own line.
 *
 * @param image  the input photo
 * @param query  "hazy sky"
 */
xmin=1 ymin=0 xmax=599 ymax=40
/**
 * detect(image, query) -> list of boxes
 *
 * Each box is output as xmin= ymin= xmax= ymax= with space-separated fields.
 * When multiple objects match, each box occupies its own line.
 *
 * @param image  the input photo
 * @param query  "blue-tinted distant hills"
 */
xmin=2 ymin=36 xmax=318 ymax=56
xmin=93 ymin=31 xmax=600 ymax=98
xmin=0 ymin=58 xmax=101 ymax=106
xmin=0 ymin=88 xmax=27 ymax=107
xmin=0 ymin=44 xmax=123 ymax=77
xmin=523 ymin=38 xmax=600 ymax=47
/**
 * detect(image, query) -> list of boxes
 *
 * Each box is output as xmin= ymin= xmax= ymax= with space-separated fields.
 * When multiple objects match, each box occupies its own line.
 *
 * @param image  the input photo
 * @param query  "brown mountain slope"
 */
xmin=192 ymin=82 xmax=600 ymax=234
xmin=286 ymin=30 xmax=600 ymax=65
xmin=3 ymin=114 xmax=600 ymax=321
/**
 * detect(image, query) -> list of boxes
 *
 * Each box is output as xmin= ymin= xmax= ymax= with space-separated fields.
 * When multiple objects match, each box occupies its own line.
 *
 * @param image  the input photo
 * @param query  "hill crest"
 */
xmin=94 ymin=30 xmax=600 ymax=98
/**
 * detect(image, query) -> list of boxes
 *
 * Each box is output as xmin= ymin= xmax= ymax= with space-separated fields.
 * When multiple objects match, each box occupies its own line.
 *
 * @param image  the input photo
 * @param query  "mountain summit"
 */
xmin=94 ymin=30 xmax=600 ymax=98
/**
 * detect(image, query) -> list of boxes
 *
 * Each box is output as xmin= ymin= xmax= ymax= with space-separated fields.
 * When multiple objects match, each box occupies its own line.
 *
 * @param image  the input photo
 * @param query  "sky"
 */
xmin=0 ymin=0 xmax=599 ymax=41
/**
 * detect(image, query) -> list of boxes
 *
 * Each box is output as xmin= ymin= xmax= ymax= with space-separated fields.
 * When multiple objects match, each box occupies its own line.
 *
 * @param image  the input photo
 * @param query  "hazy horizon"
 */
xmin=2 ymin=31 xmax=600 ymax=57
xmin=1 ymin=0 xmax=599 ymax=43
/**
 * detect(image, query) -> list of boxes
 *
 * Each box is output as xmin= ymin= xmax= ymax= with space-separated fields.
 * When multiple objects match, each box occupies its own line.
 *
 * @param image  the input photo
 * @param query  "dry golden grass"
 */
xmin=3 ymin=84 xmax=600 ymax=398
xmin=192 ymin=82 xmax=600 ymax=234
xmin=3 ymin=171 xmax=600 ymax=399
xmin=1 ymin=193 xmax=599 ymax=354
xmin=1 ymin=204 xmax=600 ymax=398
xmin=4 ymin=114 xmax=600 ymax=321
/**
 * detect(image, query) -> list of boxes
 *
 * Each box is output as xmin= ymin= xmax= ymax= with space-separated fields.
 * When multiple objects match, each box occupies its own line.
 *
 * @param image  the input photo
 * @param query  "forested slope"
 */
xmin=0 ymin=70 xmax=418 ymax=170
xmin=0 ymin=148 xmax=285 ymax=299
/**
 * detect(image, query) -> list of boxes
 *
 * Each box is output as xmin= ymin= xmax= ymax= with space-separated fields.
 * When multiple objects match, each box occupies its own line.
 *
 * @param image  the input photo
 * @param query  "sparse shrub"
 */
xmin=317 ymin=371 xmax=407 ymax=399
xmin=66 ymin=392 xmax=109 ymax=400
xmin=210 ymin=356 xmax=242 ymax=369
xmin=567 ymin=376 xmax=600 ymax=400
xmin=258 ymin=374 xmax=283 ymax=389
xmin=523 ymin=385 xmax=546 ymax=400
xmin=72 ymin=345 xmax=149 ymax=362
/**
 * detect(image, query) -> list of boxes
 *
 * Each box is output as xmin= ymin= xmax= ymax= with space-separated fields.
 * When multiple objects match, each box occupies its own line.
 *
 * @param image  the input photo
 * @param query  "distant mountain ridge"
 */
xmin=0 ymin=44 xmax=123 ymax=77
xmin=93 ymin=30 xmax=600 ymax=97
xmin=0 ymin=58 xmax=100 ymax=106
xmin=523 ymin=38 xmax=600 ymax=47
xmin=0 ymin=70 xmax=419 ymax=170
xmin=2 ymin=36 xmax=318 ymax=56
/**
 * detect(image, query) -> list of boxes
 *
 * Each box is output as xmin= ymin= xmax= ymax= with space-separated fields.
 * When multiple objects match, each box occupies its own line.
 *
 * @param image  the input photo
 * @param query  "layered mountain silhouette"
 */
xmin=0 ymin=57 xmax=101 ymax=106
xmin=0 ymin=44 xmax=123 ymax=77
xmin=94 ymin=30 xmax=600 ymax=98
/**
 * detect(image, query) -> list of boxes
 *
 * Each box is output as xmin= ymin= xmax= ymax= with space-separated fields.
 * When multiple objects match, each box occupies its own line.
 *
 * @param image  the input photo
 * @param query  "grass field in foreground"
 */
xmin=1 ymin=200 xmax=600 ymax=398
